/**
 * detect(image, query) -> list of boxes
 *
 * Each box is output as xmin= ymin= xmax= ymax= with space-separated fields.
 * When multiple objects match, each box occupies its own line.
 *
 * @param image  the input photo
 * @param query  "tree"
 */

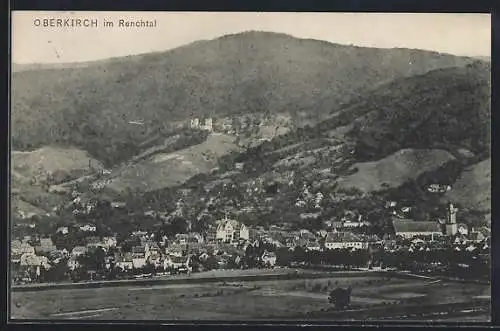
xmin=328 ymin=286 xmax=352 ymax=310
xmin=203 ymin=256 xmax=219 ymax=271
xmin=77 ymin=247 xmax=106 ymax=271
xmin=276 ymin=247 xmax=293 ymax=267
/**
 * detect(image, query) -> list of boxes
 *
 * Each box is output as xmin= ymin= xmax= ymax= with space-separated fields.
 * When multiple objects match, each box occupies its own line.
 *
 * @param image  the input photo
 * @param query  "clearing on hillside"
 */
xmin=337 ymin=149 xmax=456 ymax=193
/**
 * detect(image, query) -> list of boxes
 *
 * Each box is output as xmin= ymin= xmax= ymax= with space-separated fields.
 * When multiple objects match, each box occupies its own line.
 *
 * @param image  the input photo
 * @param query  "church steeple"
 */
xmin=447 ymin=202 xmax=457 ymax=224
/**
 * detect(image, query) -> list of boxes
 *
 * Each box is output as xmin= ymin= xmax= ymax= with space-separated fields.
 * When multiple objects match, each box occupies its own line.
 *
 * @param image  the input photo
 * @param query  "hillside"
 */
xmin=104 ymin=133 xmax=240 ymax=192
xmin=443 ymin=159 xmax=491 ymax=212
xmin=156 ymin=62 xmax=491 ymax=228
xmin=346 ymin=61 xmax=491 ymax=161
xmin=12 ymin=146 xmax=104 ymax=185
xmin=12 ymin=31 xmax=476 ymax=167
xmin=337 ymin=149 xmax=457 ymax=193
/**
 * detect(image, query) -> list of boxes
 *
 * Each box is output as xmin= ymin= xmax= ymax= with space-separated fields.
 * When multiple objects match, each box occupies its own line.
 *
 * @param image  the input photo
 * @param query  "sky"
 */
xmin=11 ymin=12 xmax=491 ymax=64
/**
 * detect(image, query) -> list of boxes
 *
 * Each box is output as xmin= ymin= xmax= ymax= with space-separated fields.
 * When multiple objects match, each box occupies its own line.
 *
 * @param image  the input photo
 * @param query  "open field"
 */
xmin=11 ymin=271 xmax=490 ymax=321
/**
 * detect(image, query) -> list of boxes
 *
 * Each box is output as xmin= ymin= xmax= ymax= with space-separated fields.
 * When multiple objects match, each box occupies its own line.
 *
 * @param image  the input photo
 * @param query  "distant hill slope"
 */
xmin=12 ymin=146 xmax=104 ymax=184
xmin=443 ymin=159 xmax=491 ymax=212
xmin=337 ymin=149 xmax=456 ymax=193
xmin=105 ymin=133 xmax=240 ymax=192
xmin=12 ymin=31 xmax=476 ymax=166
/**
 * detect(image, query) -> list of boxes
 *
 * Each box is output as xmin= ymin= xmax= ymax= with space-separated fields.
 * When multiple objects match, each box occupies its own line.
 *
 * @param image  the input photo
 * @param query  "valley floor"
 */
xmin=11 ymin=270 xmax=490 ymax=322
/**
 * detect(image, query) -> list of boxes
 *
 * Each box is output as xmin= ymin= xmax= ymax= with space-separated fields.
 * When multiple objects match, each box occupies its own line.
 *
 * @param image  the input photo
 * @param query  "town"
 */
xmin=11 ymin=197 xmax=490 ymax=285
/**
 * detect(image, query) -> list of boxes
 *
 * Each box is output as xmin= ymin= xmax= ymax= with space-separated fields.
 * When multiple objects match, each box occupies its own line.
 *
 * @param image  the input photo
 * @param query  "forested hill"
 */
xmin=253 ymin=61 xmax=490 ymax=163
xmin=12 ymin=31 xmax=477 ymax=166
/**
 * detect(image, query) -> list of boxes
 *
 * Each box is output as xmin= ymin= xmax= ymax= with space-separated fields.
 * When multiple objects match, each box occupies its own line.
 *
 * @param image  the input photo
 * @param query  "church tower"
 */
xmin=445 ymin=202 xmax=458 ymax=236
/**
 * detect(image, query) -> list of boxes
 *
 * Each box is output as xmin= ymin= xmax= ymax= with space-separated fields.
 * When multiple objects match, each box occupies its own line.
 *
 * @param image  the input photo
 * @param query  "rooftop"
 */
xmin=392 ymin=219 xmax=442 ymax=233
xmin=325 ymin=231 xmax=365 ymax=243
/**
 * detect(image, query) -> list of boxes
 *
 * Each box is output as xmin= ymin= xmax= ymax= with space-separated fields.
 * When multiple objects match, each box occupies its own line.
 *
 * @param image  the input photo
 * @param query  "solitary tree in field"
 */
xmin=328 ymin=286 xmax=352 ymax=310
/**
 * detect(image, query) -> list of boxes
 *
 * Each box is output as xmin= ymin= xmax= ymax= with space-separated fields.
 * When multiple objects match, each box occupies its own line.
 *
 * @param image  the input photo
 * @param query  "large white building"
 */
xmin=324 ymin=231 xmax=369 ymax=250
xmin=216 ymin=218 xmax=249 ymax=243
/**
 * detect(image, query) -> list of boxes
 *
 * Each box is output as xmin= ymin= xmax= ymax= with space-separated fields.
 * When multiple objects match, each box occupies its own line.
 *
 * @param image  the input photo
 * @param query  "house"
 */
xmin=261 ymin=251 xmax=277 ymax=267
xmin=79 ymin=224 xmax=97 ymax=232
xmin=67 ymin=256 xmax=81 ymax=270
xmin=115 ymin=253 xmax=134 ymax=271
xmin=323 ymin=220 xmax=344 ymax=230
xmin=316 ymin=230 xmax=328 ymax=238
xmin=85 ymin=236 xmax=103 ymax=249
xmin=132 ymin=257 xmax=148 ymax=269
xmin=306 ymin=240 xmax=321 ymax=251
xmin=199 ymin=252 xmax=210 ymax=261
xmin=48 ymin=250 xmax=65 ymax=263
xmin=456 ymin=223 xmax=469 ymax=235
xmin=164 ymin=255 xmax=191 ymax=271
xmin=385 ymin=201 xmax=397 ymax=208
xmin=216 ymin=218 xmax=249 ymax=243
xmin=343 ymin=220 xmax=370 ymax=228
xmin=71 ymin=246 xmax=88 ymax=257
xmin=34 ymin=238 xmax=57 ymax=255
xmin=11 ymin=241 xmax=24 ymax=263
xmin=201 ymin=118 xmax=213 ymax=131
xmin=102 ymin=236 xmax=117 ymax=248
xmin=132 ymin=230 xmax=148 ymax=237
xmin=190 ymin=118 xmax=200 ymax=129
xmin=148 ymin=246 xmax=163 ymax=268
xmin=426 ymin=184 xmax=452 ymax=193
xmin=56 ymin=227 xmax=69 ymax=235
xmin=131 ymin=245 xmax=150 ymax=269
xmin=175 ymin=234 xmax=189 ymax=245
xmin=392 ymin=218 xmax=443 ymax=240
xmin=20 ymin=253 xmax=50 ymax=269
xmin=132 ymin=245 xmax=150 ymax=259
xmin=165 ymin=245 xmax=184 ymax=257
xmin=468 ymin=227 xmax=490 ymax=243
xmin=188 ymin=232 xmax=204 ymax=244
xmin=324 ymin=232 xmax=369 ymax=250
xmin=11 ymin=239 xmax=31 ymax=257
xmin=111 ymin=201 xmax=126 ymax=209
xmin=205 ymin=228 xmax=217 ymax=243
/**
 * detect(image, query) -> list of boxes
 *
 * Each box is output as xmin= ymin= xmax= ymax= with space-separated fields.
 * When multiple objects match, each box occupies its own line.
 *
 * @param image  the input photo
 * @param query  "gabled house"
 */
xmin=261 ymin=251 xmax=277 ymax=267
xmin=115 ymin=253 xmax=134 ymax=271
xmin=67 ymin=256 xmax=81 ymax=270
xmin=20 ymin=253 xmax=50 ymax=269
xmin=131 ymin=246 xmax=149 ymax=269
xmin=216 ymin=218 xmax=249 ymax=243
xmin=163 ymin=255 xmax=191 ymax=272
